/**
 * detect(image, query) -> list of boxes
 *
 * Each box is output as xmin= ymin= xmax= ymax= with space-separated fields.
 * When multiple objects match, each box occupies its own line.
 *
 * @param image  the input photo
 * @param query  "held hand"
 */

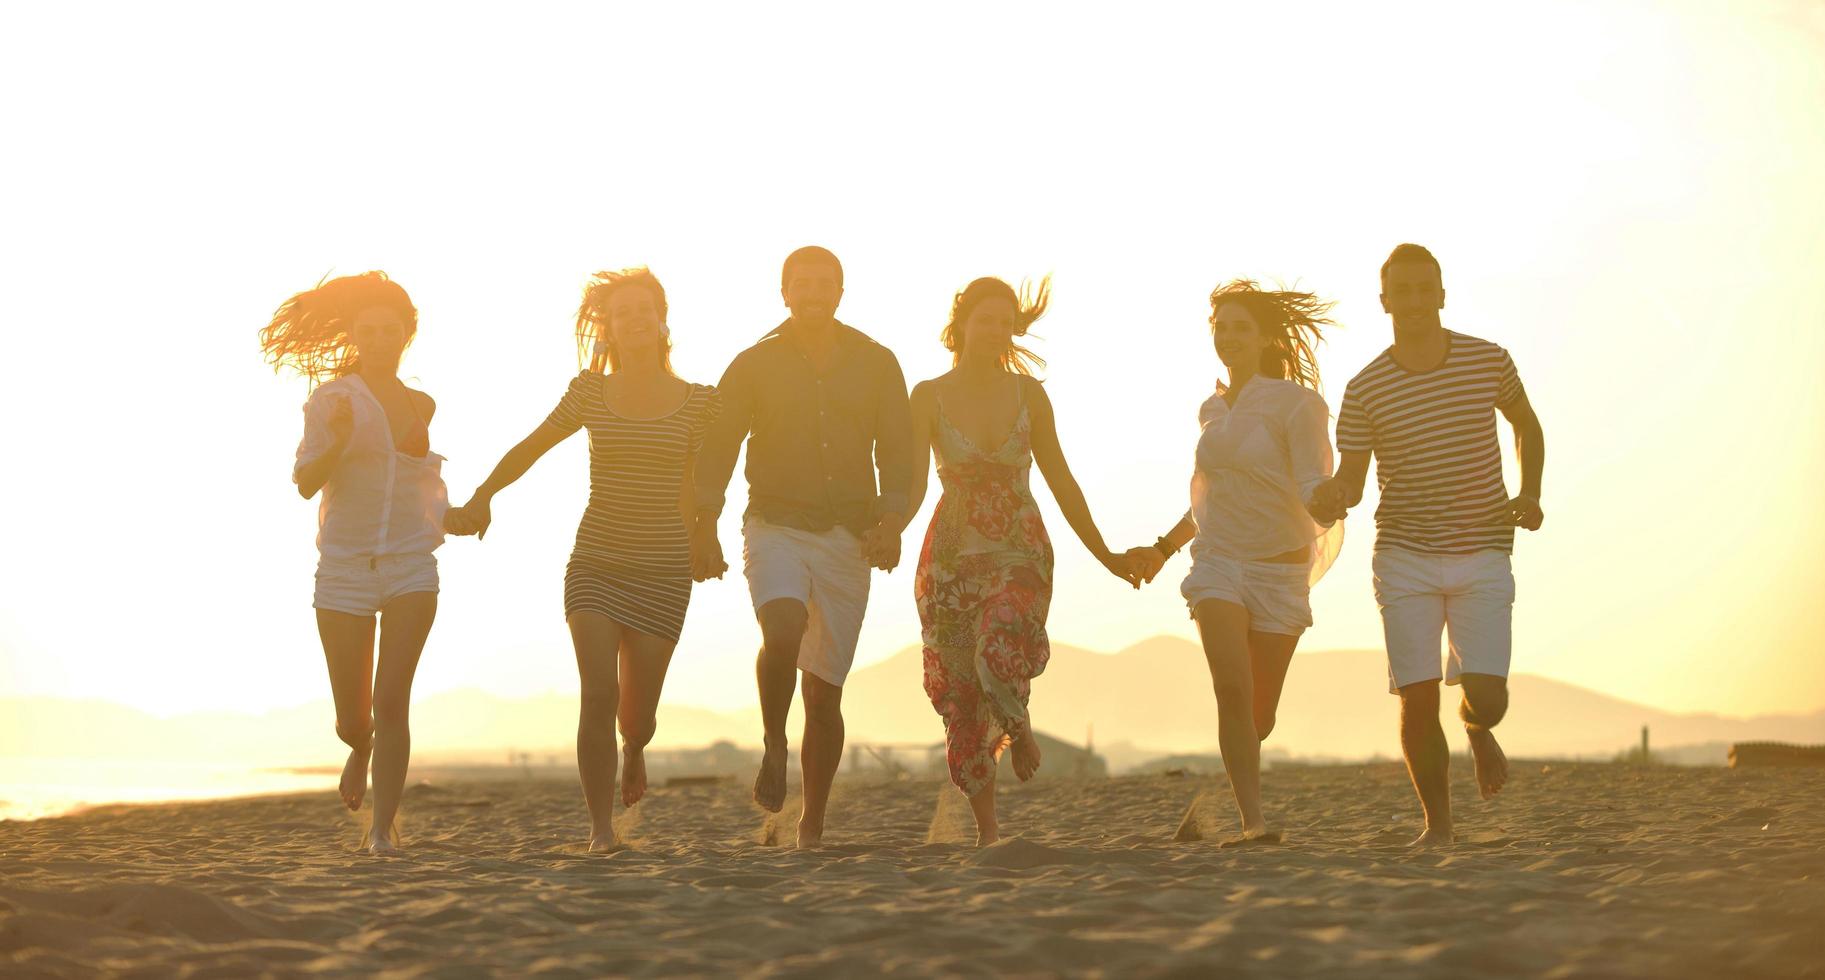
xmin=1124 ymin=545 xmax=1167 ymax=585
xmin=690 ymin=525 xmax=727 ymax=581
xmin=446 ymin=496 xmax=492 ymax=539
xmin=1099 ymin=550 xmax=1143 ymax=590
xmin=860 ymin=523 xmax=902 ymax=572
xmin=1508 ymin=495 xmax=1544 ymax=531
xmin=1306 ymin=477 xmax=1347 ymax=524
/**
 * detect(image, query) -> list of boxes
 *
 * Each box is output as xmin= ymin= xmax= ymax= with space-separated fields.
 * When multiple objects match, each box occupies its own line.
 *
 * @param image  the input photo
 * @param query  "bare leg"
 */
xmin=967 ymin=761 xmax=1000 ymax=847
xmin=1247 ymin=631 xmax=1300 ymax=742
xmin=1459 ymin=673 xmax=1510 ymax=800
xmin=753 ymin=599 xmax=807 ymax=813
xmin=1398 ymin=680 xmax=1453 ymax=846
xmin=368 ymin=591 xmax=435 ymax=854
xmin=569 ymin=611 xmax=625 ymax=851
xmin=796 ymin=672 xmax=844 ymax=848
xmin=1193 ymin=599 xmax=1268 ymax=838
xmin=616 ymin=629 xmax=678 ymax=808
xmin=317 ymin=610 xmax=377 ymax=812
xmin=1009 ymin=727 xmax=1042 ymax=782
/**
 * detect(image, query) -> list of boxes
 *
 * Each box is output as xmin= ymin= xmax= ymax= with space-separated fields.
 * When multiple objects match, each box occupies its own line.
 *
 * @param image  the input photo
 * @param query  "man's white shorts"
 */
xmin=1373 ymin=548 xmax=1514 ymax=694
xmin=1179 ymin=554 xmax=1313 ymax=637
xmin=742 ymin=518 xmax=871 ymax=687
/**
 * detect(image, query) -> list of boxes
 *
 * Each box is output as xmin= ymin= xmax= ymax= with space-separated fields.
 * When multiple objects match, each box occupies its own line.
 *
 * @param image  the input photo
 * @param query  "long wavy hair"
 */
xmin=941 ymin=275 xmax=1051 ymax=376
xmin=1207 ymin=279 xmax=1332 ymax=391
xmin=258 ymin=271 xmax=418 ymax=387
xmin=575 ymin=267 xmax=675 ymax=375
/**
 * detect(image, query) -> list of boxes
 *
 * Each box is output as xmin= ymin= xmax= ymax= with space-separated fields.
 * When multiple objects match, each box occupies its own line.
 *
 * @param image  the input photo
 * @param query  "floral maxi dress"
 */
xmin=915 ymin=387 xmax=1054 ymax=797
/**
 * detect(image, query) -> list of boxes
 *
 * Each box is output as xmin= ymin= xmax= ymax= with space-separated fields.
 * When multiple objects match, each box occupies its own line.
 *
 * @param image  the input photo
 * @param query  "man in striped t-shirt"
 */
xmin=1309 ymin=244 xmax=1546 ymax=847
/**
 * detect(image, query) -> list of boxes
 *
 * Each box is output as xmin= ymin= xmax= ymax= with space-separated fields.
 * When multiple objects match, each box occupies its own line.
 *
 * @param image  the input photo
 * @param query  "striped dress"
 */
xmin=1336 ymin=331 xmax=1525 ymax=555
xmin=546 ymin=372 xmax=722 ymax=640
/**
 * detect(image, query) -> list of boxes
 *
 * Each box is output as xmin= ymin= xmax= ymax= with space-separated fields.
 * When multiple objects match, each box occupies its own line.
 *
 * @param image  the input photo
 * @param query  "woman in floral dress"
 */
xmin=900 ymin=276 xmax=1138 ymax=846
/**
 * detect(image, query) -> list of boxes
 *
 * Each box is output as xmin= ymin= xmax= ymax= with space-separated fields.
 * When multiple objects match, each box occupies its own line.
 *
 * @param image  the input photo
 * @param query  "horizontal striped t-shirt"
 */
xmin=1336 ymin=331 xmax=1524 ymax=555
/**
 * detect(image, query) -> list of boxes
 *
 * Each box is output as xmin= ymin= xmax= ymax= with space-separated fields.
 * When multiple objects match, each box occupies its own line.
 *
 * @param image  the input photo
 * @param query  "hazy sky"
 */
xmin=2 ymin=1 xmax=1821 ymax=722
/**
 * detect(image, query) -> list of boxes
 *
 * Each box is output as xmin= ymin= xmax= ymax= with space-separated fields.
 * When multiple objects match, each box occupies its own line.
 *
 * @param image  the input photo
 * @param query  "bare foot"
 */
xmin=1409 ymin=826 xmax=1455 ymax=848
xmin=367 ymin=823 xmax=401 ymax=856
xmin=1011 ymin=730 xmax=1042 ymax=783
xmin=587 ymin=834 xmax=624 ymax=854
xmin=975 ymin=828 xmax=1000 ymax=847
xmin=621 ymin=745 xmax=647 ymax=809
xmin=339 ymin=747 xmax=369 ymax=812
xmin=753 ymin=739 xmax=787 ymax=813
xmin=1467 ymin=727 xmax=1509 ymax=800
xmin=1220 ymin=828 xmax=1283 ymax=848
xmin=795 ymin=819 xmax=823 ymax=850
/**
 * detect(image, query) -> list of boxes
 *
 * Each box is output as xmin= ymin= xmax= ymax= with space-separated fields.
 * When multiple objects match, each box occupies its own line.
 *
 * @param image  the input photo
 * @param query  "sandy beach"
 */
xmin=2 ymin=761 xmax=1821 ymax=978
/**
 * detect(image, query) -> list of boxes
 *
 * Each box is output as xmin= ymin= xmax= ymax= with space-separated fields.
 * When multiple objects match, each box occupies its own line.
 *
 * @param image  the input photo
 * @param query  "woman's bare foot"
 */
xmin=753 ymin=738 xmax=787 ymax=812
xmin=587 ymin=833 xmax=624 ymax=854
xmin=1467 ymin=727 xmax=1508 ymax=800
xmin=1011 ymin=730 xmax=1042 ymax=783
xmin=621 ymin=744 xmax=647 ymax=808
xmin=1409 ymin=825 xmax=1454 ymax=848
xmin=795 ymin=818 xmax=824 ymax=850
xmin=1220 ymin=828 xmax=1283 ymax=848
xmin=367 ymin=822 xmax=401 ymax=856
xmin=339 ymin=747 xmax=370 ymax=812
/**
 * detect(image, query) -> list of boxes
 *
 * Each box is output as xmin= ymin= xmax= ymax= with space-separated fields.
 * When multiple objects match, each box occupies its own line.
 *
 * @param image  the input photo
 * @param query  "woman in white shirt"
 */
xmin=261 ymin=271 xmax=448 ymax=855
xmin=1128 ymin=280 xmax=1341 ymax=844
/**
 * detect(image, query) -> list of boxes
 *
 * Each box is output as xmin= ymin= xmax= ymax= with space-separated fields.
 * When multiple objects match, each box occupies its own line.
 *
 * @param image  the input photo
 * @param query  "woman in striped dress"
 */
xmin=445 ymin=268 xmax=721 ymax=852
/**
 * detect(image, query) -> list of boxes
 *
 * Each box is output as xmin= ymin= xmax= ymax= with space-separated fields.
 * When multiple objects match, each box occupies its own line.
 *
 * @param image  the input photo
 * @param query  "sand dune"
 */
xmin=3 ymin=763 xmax=1822 ymax=977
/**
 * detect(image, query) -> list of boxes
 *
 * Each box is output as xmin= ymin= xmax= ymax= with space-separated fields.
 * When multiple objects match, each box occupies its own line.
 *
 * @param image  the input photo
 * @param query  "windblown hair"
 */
xmin=1208 ymin=279 xmax=1333 ymax=392
xmin=575 ymin=267 xmax=675 ymax=375
xmin=258 ymin=271 xmax=417 ymax=387
xmin=942 ymin=275 xmax=1052 ymax=377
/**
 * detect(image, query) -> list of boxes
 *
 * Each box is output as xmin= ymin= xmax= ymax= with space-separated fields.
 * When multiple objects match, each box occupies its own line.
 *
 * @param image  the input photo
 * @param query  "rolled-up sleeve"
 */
xmin=871 ymin=352 xmax=914 ymax=518
xmin=292 ymin=387 xmax=340 ymax=483
xmin=693 ymin=353 xmax=753 ymax=520
xmin=1290 ymin=389 xmax=1337 ymax=521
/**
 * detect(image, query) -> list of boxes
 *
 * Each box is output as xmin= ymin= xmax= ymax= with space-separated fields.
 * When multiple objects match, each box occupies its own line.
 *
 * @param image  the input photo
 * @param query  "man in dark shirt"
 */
xmin=692 ymin=245 xmax=915 ymax=848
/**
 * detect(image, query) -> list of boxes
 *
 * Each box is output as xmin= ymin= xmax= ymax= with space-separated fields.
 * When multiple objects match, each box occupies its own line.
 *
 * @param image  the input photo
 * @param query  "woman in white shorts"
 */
xmin=1128 ymin=279 xmax=1342 ymax=844
xmin=261 ymin=271 xmax=448 ymax=855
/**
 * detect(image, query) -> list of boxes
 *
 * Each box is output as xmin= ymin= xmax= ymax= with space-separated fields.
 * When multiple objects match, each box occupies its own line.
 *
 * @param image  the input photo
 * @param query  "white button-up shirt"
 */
xmin=1188 ymin=377 xmax=1342 ymax=584
xmin=293 ymin=376 xmax=448 ymax=562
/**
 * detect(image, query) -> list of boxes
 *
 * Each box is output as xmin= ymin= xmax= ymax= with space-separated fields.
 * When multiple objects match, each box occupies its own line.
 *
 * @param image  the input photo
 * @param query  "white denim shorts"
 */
xmin=1372 ymin=548 xmax=1514 ymax=693
xmin=313 ymin=553 xmax=439 ymax=617
xmin=742 ymin=518 xmax=871 ymax=687
xmin=1180 ymin=553 xmax=1313 ymax=637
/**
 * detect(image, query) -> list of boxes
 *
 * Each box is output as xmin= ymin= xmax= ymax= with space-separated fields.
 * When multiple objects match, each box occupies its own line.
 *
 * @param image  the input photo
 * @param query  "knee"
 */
xmin=371 ymin=696 xmax=409 ymax=731
xmin=757 ymin=604 xmax=808 ymax=659
xmin=579 ymin=686 xmax=619 ymax=727
xmin=1397 ymin=682 xmax=1441 ymax=724
xmin=619 ymin=714 xmax=656 ymax=750
xmin=801 ymin=681 xmax=844 ymax=725
xmin=1461 ymin=686 xmax=1509 ymax=728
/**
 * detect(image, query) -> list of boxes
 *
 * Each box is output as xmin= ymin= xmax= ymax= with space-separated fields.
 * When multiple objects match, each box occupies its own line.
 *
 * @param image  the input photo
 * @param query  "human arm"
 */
xmin=444 ymin=421 xmax=573 ymax=539
xmin=688 ymin=359 xmax=753 ymax=578
xmin=1025 ymin=378 xmax=1140 ymax=588
xmin=861 ymin=354 xmax=916 ymax=571
xmin=1125 ymin=512 xmax=1196 ymax=584
xmin=293 ymin=391 xmax=354 ymax=499
xmin=1498 ymin=390 xmax=1545 ymax=530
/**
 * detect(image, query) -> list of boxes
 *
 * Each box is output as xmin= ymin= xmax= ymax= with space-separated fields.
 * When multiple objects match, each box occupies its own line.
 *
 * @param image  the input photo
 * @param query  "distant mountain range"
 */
xmin=6 ymin=637 xmax=1820 ymax=769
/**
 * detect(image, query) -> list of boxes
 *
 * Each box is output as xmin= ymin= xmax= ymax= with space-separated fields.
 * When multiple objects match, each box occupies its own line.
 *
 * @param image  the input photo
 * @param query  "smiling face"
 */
xmin=1379 ymin=258 xmax=1446 ymax=336
xmin=604 ymin=281 xmax=665 ymax=362
xmin=1210 ymin=300 xmax=1266 ymax=376
xmin=348 ymin=305 xmax=409 ymax=366
xmin=781 ymin=258 xmax=843 ymax=327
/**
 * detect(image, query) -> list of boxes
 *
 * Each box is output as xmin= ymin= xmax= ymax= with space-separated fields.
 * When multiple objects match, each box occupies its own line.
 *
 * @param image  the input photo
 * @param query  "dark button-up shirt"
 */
xmin=695 ymin=320 xmax=914 ymax=535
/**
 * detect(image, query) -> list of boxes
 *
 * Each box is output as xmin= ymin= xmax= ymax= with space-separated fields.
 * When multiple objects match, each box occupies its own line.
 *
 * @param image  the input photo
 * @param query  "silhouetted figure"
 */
xmin=1129 ymin=279 xmax=1341 ymax=845
xmin=903 ymin=277 xmax=1138 ymax=846
xmin=691 ymin=246 xmax=915 ymax=848
xmin=261 ymin=272 xmax=447 ymax=855
xmin=1308 ymin=244 xmax=1547 ymax=846
xmin=445 ymin=269 xmax=721 ymax=853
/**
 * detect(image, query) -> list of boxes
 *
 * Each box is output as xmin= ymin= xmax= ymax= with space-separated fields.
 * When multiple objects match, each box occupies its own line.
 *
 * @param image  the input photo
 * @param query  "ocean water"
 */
xmin=0 ymin=758 xmax=330 ymax=821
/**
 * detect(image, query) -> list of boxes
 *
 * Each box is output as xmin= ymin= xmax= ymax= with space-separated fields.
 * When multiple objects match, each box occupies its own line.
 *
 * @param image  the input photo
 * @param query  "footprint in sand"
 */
xmin=966 ymin=838 xmax=1093 ymax=870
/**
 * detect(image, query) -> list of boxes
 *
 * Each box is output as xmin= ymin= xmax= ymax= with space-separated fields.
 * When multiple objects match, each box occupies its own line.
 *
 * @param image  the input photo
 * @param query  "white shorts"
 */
xmin=742 ymin=518 xmax=871 ymax=687
xmin=314 ymin=553 xmax=439 ymax=617
xmin=1373 ymin=548 xmax=1514 ymax=694
xmin=1179 ymin=553 xmax=1313 ymax=637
